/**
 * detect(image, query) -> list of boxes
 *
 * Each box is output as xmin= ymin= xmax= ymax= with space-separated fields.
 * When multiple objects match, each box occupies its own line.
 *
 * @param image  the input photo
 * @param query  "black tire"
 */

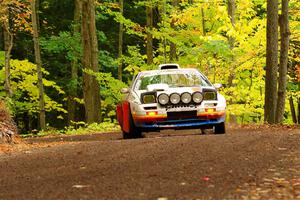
xmin=122 ymin=131 xmax=131 ymax=139
xmin=214 ymin=122 xmax=226 ymax=134
xmin=132 ymin=129 xmax=143 ymax=139
xmin=122 ymin=129 xmax=143 ymax=139
xmin=122 ymin=109 xmax=143 ymax=139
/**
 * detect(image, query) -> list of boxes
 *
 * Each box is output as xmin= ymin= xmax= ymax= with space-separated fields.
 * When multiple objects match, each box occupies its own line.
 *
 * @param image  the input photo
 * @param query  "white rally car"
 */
xmin=116 ymin=64 xmax=226 ymax=139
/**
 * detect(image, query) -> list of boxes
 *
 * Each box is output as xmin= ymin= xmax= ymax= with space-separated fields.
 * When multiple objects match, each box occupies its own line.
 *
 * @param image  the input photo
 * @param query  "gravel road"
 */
xmin=1 ymin=127 xmax=300 ymax=200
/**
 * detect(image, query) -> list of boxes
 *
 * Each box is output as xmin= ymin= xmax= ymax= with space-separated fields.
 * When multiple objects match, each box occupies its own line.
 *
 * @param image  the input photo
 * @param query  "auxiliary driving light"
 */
xmin=203 ymin=91 xmax=217 ymax=100
xmin=192 ymin=92 xmax=203 ymax=104
xmin=181 ymin=92 xmax=192 ymax=104
xmin=146 ymin=111 xmax=158 ymax=116
xmin=170 ymin=93 xmax=181 ymax=104
xmin=143 ymin=94 xmax=156 ymax=104
xmin=158 ymin=93 xmax=169 ymax=105
xmin=205 ymin=108 xmax=216 ymax=113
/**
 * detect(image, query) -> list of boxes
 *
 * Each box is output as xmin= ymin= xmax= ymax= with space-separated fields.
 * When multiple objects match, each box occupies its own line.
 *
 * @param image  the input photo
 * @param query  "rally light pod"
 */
xmin=158 ymin=93 xmax=169 ymax=105
xmin=192 ymin=92 xmax=203 ymax=104
xmin=170 ymin=93 xmax=181 ymax=104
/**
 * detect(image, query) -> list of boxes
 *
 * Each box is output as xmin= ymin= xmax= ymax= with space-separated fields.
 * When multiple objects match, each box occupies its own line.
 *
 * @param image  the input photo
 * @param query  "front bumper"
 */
xmin=133 ymin=111 xmax=225 ymax=131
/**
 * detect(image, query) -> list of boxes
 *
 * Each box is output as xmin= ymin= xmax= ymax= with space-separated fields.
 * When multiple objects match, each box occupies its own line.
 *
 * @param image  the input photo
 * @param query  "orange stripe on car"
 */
xmin=197 ymin=111 xmax=225 ymax=119
xmin=133 ymin=114 xmax=167 ymax=123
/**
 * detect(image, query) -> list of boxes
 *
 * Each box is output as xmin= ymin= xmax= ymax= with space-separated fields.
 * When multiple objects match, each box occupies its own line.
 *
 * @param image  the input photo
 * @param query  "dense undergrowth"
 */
xmin=21 ymin=122 xmax=120 ymax=138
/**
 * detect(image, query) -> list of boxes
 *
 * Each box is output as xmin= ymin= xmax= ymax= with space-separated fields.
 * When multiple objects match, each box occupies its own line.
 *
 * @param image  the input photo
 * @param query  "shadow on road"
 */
xmin=24 ymin=129 xmax=219 ymax=144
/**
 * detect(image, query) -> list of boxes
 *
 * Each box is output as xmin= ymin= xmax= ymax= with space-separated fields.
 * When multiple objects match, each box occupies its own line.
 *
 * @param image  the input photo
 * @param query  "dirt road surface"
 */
xmin=1 ymin=127 xmax=300 ymax=200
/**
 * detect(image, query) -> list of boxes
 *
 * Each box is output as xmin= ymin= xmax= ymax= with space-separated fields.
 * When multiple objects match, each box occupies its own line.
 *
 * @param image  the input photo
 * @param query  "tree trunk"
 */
xmin=264 ymin=0 xmax=278 ymax=124
xmin=298 ymin=98 xmax=300 ymax=124
xmin=201 ymin=7 xmax=206 ymax=36
xmin=31 ymin=0 xmax=46 ymax=130
xmin=81 ymin=0 xmax=101 ymax=124
xmin=36 ymin=0 xmax=40 ymax=30
xmin=275 ymin=0 xmax=290 ymax=123
xmin=3 ymin=6 xmax=13 ymax=97
xmin=289 ymin=96 xmax=297 ymax=124
xmin=170 ymin=0 xmax=178 ymax=62
xmin=68 ymin=0 xmax=82 ymax=125
xmin=158 ymin=0 xmax=167 ymax=63
xmin=227 ymin=0 xmax=235 ymax=48
xmin=118 ymin=0 xmax=124 ymax=80
xmin=227 ymin=0 xmax=236 ymax=87
xmin=146 ymin=0 xmax=153 ymax=65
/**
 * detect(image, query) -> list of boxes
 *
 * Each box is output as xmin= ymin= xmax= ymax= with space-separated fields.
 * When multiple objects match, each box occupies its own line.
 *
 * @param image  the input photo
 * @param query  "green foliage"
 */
xmin=40 ymin=31 xmax=82 ymax=62
xmin=41 ymin=30 xmax=117 ymax=75
xmin=22 ymin=122 xmax=120 ymax=137
xmin=0 ymin=59 xmax=66 ymax=117
xmin=65 ymin=122 xmax=120 ymax=135
xmin=99 ymin=50 xmax=118 ymax=73
xmin=123 ymin=45 xmax=148 ymax=74
xmin=0 ymin=51 xmax=4 ymax=66
xmin=85 ymin=69 xmax=127 ymax=121
xmin=101 ymin=2 xmax=145 ymax=38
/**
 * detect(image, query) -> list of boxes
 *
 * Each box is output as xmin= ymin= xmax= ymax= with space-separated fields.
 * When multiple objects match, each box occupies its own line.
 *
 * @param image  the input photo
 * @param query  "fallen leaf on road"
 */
xmin=278 ymin=147 xmax=287 ymax=151
xmin=263 ymin=178 xmax=273 ymax=182
xmin=72 ymin=185 xmax=91 ymax=188
xmin=157 ymin=197 xmax=168 ymax=200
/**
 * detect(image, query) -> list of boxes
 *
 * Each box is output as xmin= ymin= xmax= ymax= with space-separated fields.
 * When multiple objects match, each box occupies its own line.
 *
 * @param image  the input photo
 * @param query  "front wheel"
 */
xmin=122 ymin=111 xmax=143 ymax=139
xmin=122 ymin=129 xmax=143 ymax=139
xmin=214 ymin=122 xmax=226 ymax=134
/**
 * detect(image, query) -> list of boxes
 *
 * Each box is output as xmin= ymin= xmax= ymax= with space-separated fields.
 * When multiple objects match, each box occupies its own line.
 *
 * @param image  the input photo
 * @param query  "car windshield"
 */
xmin=136 ymin=71 xmax=212 ymax=90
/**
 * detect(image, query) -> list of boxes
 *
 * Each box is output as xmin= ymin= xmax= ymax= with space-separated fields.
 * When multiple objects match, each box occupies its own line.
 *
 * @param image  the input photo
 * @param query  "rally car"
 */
xmin=116 ymin=64 xmax=226 ymax=139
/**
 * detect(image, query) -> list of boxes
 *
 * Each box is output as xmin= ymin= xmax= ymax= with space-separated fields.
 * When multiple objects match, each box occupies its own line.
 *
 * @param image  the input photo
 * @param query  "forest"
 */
xmin=0 ymin=0 xmax=300 ymax=135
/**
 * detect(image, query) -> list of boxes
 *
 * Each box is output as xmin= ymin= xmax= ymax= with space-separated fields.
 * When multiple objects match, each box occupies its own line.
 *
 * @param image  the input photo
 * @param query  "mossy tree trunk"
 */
xmin=81 ymin=0 xmax=101 ymax=124
xmin=31 ymin=0 xmax=46 ymax=130
xmin=227 ymin=0 xmax=236 ymax=87
xmin=170 ymin=0 xmax=178 ymax=62
xmin=68 ymin=0 xmax=82 ymax=125
xmin=264 ymin=0 xmax=278 ymax=124
xmin=118 ymin=0 xmax=124 ymax=81
xmin=146 ymin=0 xmax=153 ymax=65
xmin=276 ymin=0 xmax=290 ymax=123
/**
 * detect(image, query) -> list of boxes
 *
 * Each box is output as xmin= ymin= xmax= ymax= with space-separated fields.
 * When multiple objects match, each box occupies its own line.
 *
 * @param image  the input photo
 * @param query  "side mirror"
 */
xmin=213 ymin=83 xmax=222 ymax=89
xmin=120 ymin=88 xmax=130 ymax=94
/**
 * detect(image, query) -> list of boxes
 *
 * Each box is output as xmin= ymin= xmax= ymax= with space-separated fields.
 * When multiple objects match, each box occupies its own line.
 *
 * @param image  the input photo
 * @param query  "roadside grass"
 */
xmin=21 ymin=122 xmax=121 ymax=138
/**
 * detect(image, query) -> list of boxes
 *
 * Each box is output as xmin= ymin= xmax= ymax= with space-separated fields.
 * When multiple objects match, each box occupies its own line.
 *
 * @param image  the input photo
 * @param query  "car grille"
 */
xmin=167 ymin=111 xmax=197 ymax=120
xmin=144 ymin=106 xmax=157 ymax=110
xmin=166 ymin=104 xmax=196 ymax=109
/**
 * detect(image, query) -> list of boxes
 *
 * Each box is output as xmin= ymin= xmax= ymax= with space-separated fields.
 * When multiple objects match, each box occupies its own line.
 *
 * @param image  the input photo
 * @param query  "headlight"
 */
xmin=192 ymin=92 xmax=203 ymax=104
xmin=170 ymin=93 xmax=181 ymax=104
xmin=203 ymin=91 xmax=217 ymax=100
xmin=181 ymin=92 xmax=192 ymax=104
xmin=142 ymin=94 xmax=156 ymax=104
xmin=158 ymin=93 xmax=169 ymax=105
